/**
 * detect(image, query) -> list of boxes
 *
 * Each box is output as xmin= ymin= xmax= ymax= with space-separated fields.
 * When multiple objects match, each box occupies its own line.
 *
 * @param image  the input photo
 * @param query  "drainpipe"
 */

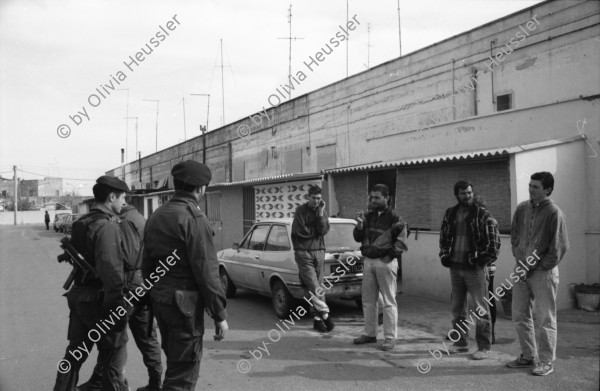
xmin=228 ymin=142 xmax=233 ymax=183
xmin=490 ymin=40 xmax=496 ymax=106
xmin=471 ymin=68 xmax=478 ymax=116
xmin=451 ymin=59 xmax=456 ymax=120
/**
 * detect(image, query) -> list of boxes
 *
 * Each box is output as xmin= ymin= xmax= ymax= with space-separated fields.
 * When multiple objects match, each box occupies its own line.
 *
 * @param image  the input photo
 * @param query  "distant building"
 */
xmin=106 ymin=0 xmax=600 ymax=309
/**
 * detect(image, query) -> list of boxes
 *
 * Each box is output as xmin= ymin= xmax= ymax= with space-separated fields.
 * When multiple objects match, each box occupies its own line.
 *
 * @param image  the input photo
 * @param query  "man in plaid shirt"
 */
xmin=439 ymin=180 xmax=500 ymax=360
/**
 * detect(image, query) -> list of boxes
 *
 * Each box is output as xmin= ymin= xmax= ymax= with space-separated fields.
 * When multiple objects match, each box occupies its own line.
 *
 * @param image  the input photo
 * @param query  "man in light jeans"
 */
xmin=353 ymin=184 xmax=408 ymax=351
xmin=507 ymin=171 xmax=569 ymax=376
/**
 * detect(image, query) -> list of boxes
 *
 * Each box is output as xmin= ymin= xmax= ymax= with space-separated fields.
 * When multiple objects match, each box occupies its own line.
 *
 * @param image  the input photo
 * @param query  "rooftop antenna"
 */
xmin=364 ymin=23 xmax=373 ymax=70
xmin=219 ymin=38 xmax=225 ymax=126
xmin=397 ymin=0 xmax=402 ymax=56
xmin=346 ymin=0 xmax=349 ymax=77
xmin=277 ymin=4 xmax=304 ymax=99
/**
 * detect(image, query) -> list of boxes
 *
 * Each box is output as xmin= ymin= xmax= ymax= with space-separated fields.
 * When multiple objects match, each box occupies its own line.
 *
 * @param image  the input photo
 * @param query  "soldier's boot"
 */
xmin=136 ymin=374 xmax=161 ymax=391
xmin=76 ymin=373 xmax=103 ymax=391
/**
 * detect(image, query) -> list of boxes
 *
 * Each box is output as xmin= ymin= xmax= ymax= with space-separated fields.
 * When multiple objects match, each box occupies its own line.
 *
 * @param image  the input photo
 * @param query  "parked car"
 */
xmin=218 ymin=218 xmax=364 ymax=318
xmin=62 ymin=214 xmax=84 ymax=234
xmin=54 ymin=213 xmax=71 ymax=232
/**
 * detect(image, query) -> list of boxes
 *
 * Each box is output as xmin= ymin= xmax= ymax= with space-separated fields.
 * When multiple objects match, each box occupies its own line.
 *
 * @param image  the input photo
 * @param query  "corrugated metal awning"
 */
xmin=323 ymin=136 xmax=583 ymax=174
xmin=209 ymin=172 xmax=323 ymax=188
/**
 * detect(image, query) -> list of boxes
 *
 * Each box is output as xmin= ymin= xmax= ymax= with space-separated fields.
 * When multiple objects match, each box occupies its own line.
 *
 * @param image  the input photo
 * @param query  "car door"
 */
xmin=230 ymin=224 xmax=270 ymax=292
xmin=259 ymin=224 xmax=296 ymax=293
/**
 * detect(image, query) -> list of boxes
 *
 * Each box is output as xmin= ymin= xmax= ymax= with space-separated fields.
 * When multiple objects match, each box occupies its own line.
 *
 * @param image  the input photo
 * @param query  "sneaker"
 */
xmin=450 ymin=339 xmax=469 ymax=353
xmin=313 ymin=318 xmax=328 ymax=332
xmin=472 ymin=349 xmax=490 ymax=360
xmin=378 ymin=313 xmax=383 ymax=326
xmin=380 ymin=338 xmax=395 ymax=351
xmin=76 ymin=375 xmax=103 ymax=391
xmin=532 ymin=361 xmax=554 ymax=376
xmin=506 ymin=354 xmax=535 ymax=368
xmin=353 ymin=335 xmax=377 ymax=344
xmin=136 ymin=385 xmax=161 ymax=391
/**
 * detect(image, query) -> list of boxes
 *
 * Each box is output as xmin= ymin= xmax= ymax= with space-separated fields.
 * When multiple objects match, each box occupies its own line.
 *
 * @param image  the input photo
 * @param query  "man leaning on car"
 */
xmin=291 ymin=185 xmax=333 ymax=333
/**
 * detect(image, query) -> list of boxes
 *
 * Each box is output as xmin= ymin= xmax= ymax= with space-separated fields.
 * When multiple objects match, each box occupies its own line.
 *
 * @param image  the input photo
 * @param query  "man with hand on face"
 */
xmin=353 ymin=184 xmax=408 ymax=352
xmin=291 ymin=185 xmax=332 ymax=332
xmin=142 ymin=160 xmax=227 ymax=391
xmin=507 ymin=172 xmax=569 ymax=376
xmin=53 ymin=176 xmax=130 ymax=391
xmin=439 ymin=180 xmax=500 ymax=360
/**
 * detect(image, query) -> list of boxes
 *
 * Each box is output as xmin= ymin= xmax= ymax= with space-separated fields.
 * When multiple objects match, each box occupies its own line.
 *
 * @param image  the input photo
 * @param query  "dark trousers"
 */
xmin=90 ymin=304 xmax=163 ymax=387
xmin=153 ymin=301 xmax=203 ymax=391
xmin=488 ymin=274 xmax=497 ymax=341
xmin=46 ymin=221 xmax=50 ymax=230
xmin=53 ymin=291 xmax=128 ymax=391
xmin=450 ymin=266 xmax=492 ymax=349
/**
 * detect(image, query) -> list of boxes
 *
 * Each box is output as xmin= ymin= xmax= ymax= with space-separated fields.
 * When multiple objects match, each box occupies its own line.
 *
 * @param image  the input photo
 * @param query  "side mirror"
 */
xmin=232 ymin=243 xmax=240 ymax=250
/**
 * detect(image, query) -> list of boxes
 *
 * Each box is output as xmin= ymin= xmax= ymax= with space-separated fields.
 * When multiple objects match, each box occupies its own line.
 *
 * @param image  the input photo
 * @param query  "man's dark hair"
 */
xmin=308 ymin=185 xmax=322 ymax=196
xmin=371 ymin=184 xmax=390 ymax=198
xmin=531 ymin=171 xmax=554 ymax=195
xmin=454 ymin=180 xmax=473 ymax=196
xmin=93 ymin=184 xmax=125 ymax=203
xmin=174 ymin=178 xmax=199 ymax=192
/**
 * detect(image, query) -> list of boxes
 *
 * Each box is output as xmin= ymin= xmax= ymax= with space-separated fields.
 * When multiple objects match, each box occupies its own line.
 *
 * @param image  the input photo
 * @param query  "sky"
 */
xmin=0 ymin=0 xmax=544 ymax=195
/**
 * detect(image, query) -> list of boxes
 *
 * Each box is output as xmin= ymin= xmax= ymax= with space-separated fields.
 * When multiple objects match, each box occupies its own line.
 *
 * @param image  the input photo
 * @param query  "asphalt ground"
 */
xmin=1 ymin=225 xmax=598 ymax=391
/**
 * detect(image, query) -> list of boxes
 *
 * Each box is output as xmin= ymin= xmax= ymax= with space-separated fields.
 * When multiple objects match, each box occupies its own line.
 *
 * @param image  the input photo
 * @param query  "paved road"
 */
xmin=1 ymin=225 xmax=598 ymax=390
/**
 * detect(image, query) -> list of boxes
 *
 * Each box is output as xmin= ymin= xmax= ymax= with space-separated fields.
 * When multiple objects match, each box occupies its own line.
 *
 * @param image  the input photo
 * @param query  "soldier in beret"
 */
xmin=142 ymin=160 xmax=228 ymax=391
xmin=53 ymin=176 xmax=130 ymax=391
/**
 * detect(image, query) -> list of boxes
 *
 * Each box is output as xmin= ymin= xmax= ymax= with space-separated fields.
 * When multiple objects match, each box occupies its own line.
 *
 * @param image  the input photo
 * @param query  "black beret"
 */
xmin=96 ymin=175 xmax=130 ymax=192
xmin=171 ymin=160 xmax=212 ymax=187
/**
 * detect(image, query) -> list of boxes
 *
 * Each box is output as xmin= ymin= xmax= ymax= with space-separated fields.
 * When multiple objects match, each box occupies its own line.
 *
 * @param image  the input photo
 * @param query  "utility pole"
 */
xmin=182 ymin=97 xmax=187 ymax=141
xmin=13 ymin=165 xmax=17 ymax=225
xmin=117 ymin=88 xmax=129 ymax=161
xmin=190 ymin=93 xmax=210 ymax=164
xmin=143 ymin=99 xmax=159 ymax=152
xmin=277 ymin=4 xmax=303 ymax=99
xmin=124 ymin=117 xmax=139 ymax=160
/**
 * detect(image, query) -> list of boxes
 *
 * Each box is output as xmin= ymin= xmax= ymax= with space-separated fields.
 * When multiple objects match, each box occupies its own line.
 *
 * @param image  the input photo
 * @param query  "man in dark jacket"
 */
xmin=353 ymin=184 xmax=408 ymax=351
xmin=78 ymin=201 xmax=163 ymax=391
xmin=439 ymin=180 xmax=500 ymax=360
xmin=291 ymin=185 xmax=332 ymax=332
xmin=53 ymin=176 xmax=130 ymax=391
xmin=142 ymin=160 xmax=227 ymax=391
xmin=45 ymin=211 xmax=50 ymax=229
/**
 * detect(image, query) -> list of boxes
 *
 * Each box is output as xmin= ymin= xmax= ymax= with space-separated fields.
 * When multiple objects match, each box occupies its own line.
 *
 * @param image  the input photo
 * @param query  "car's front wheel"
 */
xmin=271 ymin=280 xmax=294 ymax=319
xmin=219 ymin=267 xmax=236 ymax=298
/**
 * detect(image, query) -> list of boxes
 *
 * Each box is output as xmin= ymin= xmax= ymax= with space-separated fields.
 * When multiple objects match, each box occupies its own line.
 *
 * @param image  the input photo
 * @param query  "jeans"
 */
xmin=512 ymin=267 xmax=559 ymax=362
xmin=362 ymin=256 xmax=398 ymax=339
xmin=294 ymin=250 xmax=329 ymax=316
xmin=450 ymin=265 xmax=492 ymax=349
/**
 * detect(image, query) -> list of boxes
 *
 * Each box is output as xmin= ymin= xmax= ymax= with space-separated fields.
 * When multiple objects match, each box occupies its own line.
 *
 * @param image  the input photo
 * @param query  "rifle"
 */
xmin=57 ymin=236 xmax=99 ymax=290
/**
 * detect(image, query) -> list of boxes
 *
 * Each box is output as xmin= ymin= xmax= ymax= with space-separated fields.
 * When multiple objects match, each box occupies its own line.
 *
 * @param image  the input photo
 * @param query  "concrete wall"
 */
xmin=0 ymin=210 xmax=72 ymax=225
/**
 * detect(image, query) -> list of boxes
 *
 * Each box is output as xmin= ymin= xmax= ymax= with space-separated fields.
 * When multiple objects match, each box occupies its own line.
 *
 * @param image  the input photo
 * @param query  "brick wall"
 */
xmin=332 ymin=172 xmax=368 ymax=219
xmin=396 ymin=158 xmax=511 ymax=232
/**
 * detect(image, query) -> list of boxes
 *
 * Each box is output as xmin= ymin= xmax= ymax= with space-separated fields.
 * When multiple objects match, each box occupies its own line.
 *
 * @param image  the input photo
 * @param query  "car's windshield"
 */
xmin=325 ymin=223 xmax=360 ymax=251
